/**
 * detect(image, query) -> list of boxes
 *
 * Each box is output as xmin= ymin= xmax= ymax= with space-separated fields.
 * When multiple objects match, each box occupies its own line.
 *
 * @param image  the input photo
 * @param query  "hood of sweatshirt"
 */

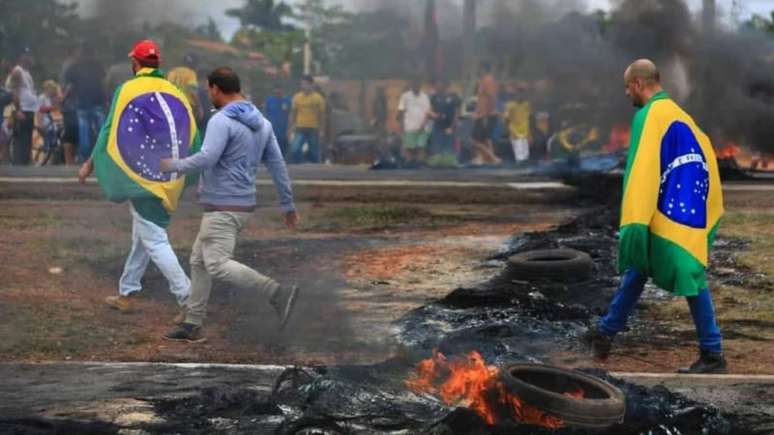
xmin=221 ymin=100 xmax=264 ymax=131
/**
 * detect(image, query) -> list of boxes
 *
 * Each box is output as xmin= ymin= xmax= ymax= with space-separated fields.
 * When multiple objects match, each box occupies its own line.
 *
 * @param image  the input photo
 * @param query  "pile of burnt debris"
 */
xmin=139 ymin=207 xmax=759 ymax=434
xmin=6 ymin=207 xmax=766 ymax=435
xmin=139 ymin=362 xmax=736 ymax=435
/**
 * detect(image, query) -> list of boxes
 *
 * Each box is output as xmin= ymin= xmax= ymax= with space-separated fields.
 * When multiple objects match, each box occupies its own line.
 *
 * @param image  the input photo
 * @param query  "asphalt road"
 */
xmin=0 ymin=164 xmax=534 ymax=183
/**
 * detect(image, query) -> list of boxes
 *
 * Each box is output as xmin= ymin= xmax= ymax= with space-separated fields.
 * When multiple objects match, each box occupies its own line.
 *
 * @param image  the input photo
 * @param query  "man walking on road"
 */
xmin=160 ymin=67 xmax=300 ymax=342
xmin=582 ymin=59 xmax=726 ymax=374
xmin=78 ymin=40 xmax=197 ymax=315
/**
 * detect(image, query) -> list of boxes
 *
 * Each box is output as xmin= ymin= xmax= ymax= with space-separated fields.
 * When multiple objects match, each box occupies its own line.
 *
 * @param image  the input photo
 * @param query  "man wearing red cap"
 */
xmin=78 ymin=40 xmax=200 ymax=320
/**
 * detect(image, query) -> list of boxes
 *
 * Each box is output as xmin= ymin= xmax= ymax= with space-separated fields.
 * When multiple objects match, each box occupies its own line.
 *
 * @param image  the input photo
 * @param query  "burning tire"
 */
xmin=499 ymin=364 xmax=625 ymax=429
xmin=506 ymin=248 xmax=593 ymax=282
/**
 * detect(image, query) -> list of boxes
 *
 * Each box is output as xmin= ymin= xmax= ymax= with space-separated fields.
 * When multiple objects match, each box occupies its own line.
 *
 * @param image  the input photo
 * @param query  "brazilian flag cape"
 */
xmin=92 ymin=68 xmax=201 ymax=217
xmin=619 ymin=91 xmax=724 ymax=296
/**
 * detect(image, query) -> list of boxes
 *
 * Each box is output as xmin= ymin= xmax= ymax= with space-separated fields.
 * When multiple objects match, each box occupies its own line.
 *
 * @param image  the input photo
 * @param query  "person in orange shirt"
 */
xmin=471 ymin=62 xmax=501 ymax=165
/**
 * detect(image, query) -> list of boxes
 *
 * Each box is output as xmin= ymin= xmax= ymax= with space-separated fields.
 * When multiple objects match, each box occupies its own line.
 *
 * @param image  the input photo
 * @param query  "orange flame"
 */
xmin=406 ymin=351 xmax=581 ymax=429
xmin=718 ymin=142 xmax=741 ymax=159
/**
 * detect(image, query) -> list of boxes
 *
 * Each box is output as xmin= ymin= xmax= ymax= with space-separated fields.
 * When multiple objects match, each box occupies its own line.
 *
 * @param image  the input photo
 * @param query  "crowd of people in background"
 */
xmin=0 ymin=46 xmax=112 ymax=166
xmin=1 ymin=51 xmax=757 ymax=170
xmin=388 ymin=61 xmax=604 ymax=168
xmin=0 ymin=46 xmax=332 ymax=167
xmin=0 ymin=47 xmax=215 ymax=167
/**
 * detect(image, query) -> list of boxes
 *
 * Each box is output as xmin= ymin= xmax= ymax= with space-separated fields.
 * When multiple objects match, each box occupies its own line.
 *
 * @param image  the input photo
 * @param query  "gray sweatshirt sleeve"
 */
xmin=262 ymin=130 xmax=296 ymax=213
xmin=165 ymin=115 xmax=228 ymax=173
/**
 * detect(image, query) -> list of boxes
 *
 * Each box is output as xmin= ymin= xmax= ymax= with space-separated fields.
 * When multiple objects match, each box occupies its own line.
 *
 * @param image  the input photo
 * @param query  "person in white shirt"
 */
xmin=397 ymin=79 xmax=431 ymax=163
xmin=6 ymin=47 xmax=37 ymax=165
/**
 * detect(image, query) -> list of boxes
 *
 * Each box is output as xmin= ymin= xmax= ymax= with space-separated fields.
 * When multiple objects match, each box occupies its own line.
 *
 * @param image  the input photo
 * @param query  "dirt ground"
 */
xmin=0 ymin=181 xmax=575 ymax=366
xmin=2 ymin=181 xmax=774 ymax=374
xmin=555 ymin=189 xmax=774 ymax=375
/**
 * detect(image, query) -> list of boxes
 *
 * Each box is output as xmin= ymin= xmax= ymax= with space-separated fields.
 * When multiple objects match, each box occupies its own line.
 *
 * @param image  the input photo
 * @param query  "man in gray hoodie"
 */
xmin=160 ymin=67 xmax=300 ymax=342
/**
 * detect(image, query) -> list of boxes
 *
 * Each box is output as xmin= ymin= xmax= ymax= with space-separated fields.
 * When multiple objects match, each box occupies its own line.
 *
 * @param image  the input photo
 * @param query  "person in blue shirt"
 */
xmin=264 ymin=84 xmax=292 ymax=156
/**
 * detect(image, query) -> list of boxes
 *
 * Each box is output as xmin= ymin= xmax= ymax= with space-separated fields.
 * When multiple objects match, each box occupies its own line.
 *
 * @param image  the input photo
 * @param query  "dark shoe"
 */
xmin=678 ymin=351 xmax=727 ymax=374
xmin=163 ymin=323 xmax=206 ymax=343
xmin=270 ymin=285 xmax=300 ymax=329
xmin=580 ymin=328 xmax=613 ymax=360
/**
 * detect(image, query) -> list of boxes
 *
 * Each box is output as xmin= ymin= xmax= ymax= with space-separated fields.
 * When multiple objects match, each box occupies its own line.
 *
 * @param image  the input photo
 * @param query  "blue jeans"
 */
xmin=598 ymin=269 xmax=723 ymax=353
xmin=431 ymin=127 xmax=455 ymax=155
xmin=275 ymin=127 xmax=289 ymax=157
xmin=119 ymin=204 xmax=190 ymax=305
xmin=77 ymin=106 xmax=106 ymax=162
xmin=290 ymin=128 xmax=320 ymax=163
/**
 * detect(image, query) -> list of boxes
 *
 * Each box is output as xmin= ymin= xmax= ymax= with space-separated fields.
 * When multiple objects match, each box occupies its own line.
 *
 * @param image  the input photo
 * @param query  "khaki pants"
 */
xmin=184 ymin=211 xmax=280 ymax=326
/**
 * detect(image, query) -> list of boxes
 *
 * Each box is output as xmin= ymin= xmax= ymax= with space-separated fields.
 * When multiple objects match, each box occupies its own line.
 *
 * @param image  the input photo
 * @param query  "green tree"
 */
xmin=196 ymin=17 xmax=224 ymax=42
xmin=743 ymin=11 xmax=774 ymax=34
xmin=319 ymin=9 xmax=416 ymax=79
xmin=232 ymin=27 xmax=305 ymax=68
xmin=295 ymin=0 xmax=360 ymax=74
xmin=0 ymin=0 xmax=79 ymax=73
xmin=226 ymin=0 xmax=295 ymax=32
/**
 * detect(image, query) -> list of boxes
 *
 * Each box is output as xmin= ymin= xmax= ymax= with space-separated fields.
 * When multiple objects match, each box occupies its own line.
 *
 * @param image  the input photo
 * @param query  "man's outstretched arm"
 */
xmin=161 ymin=117 xmax=227 ymax=173
xmin=262 ymin=130 xmax=296 ymax=215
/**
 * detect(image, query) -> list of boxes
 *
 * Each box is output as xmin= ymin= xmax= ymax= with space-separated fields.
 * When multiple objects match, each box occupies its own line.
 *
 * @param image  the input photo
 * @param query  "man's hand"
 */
xmin=159 ymin=158 xmax=174 ymax=173
xmin=77 ymin=159 xmax=94 ymax=185
xmin=14 ymin=111 xmax=25 ymax=121
xmin=284 ymin=211 xmax=300 ymax=231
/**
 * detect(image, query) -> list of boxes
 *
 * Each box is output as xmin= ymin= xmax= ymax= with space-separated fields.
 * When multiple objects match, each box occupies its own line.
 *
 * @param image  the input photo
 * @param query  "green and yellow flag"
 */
xmin=619 ymin=91 xmax=724 ymax=296
xmin=92 ymin=68 xmax=201 ymax=212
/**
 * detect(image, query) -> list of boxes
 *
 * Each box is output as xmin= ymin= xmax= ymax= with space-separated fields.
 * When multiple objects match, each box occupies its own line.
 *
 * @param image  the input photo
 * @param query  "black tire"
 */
xmin=506 ymin=248 xmax=593 ymax=282
xmin=499 ymin=364 xmax=625 ymax=429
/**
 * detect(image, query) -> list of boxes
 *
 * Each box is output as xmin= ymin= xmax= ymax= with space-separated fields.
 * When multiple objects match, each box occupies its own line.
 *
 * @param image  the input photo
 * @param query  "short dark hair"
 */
xmin=137 ymin=58 xmax=160 ymax=69
xmin=301 ymin=74 xmax=314 ymax=84
xmin=208 ymin=67 xmax=241 ymax=94
xmin=480 ymin=61 xmax=492 ymax=72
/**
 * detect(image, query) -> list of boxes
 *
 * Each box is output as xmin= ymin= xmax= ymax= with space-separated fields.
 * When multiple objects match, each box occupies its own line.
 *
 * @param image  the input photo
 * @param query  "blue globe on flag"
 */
xmin=116 ymin=92 xmax=191 ymax=183
xmin=657 ymin=121 xmax=709 ymax=229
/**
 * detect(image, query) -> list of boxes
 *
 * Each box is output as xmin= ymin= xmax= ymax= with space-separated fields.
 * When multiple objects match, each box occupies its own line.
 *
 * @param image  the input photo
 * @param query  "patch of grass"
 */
xmin=720 ymin=211 xmax=774 ymax=277
xmin=312 ymin=205 xmax=453 ymax=231
xmin=334 ymin=205 xmax=430 ymax=225
xmin=0 ymin=302 xmax=147 ymax=359
xmin=31 ymin=236 xmax=125 ymax=271
xmin=722 ymin=211 xmax=774 ymax=229
xmin=0 ymin=212 xmax=62 ymax=230
xmin=644 ymin=210 xmax=774 ymax=342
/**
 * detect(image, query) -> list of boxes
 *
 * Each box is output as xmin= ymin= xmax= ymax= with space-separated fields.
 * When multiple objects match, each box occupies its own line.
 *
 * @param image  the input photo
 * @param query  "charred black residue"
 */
xmin=131 ymin=207 xmax=770 ymax=434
